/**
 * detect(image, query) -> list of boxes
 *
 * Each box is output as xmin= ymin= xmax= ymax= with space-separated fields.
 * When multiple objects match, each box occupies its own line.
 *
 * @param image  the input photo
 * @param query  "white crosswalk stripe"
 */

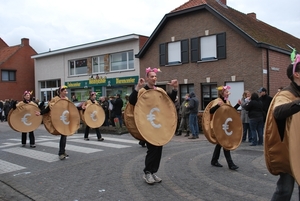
xmin=0 ymin=159 xmax=26 ymax=174
xmin=0 ymin=136 xmax=137 ymax=175
xmin=69 ymin=139 xmax=132 ymax=148
xmin=3 ymin=147 xmax=60 ymax=162
xmin=38 ymin=141 xmax=103 ymax=153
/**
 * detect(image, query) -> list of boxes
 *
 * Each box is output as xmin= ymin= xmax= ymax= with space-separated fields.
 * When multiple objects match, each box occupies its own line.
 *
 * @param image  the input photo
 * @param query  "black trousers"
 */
xmin=211 ymin=144 xmax=234 ymax=166
xmin=21 ymin=131 xmax=35 ymax=145
xmin=58 ymin=135 xmax=67 ymax=155
xmin=144 ymin=142 xmax=163 ymax=174
xmin=84 ymin=125 xmax=102 ymax=139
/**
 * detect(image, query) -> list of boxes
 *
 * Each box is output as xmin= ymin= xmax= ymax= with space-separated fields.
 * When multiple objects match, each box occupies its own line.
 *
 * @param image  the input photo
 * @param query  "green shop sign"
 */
xmin=65 ymin=81 xmax=88 ymax=88
xmin=65 ymin=76 xmax=139 ymax=88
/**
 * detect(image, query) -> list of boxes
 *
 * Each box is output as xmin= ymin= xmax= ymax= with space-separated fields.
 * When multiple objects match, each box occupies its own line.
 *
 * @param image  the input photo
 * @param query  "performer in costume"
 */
xmin=210 ymin=86 xmax=240 ymax=170
xmin=80 ymin=92 xmax=104 ymax=141
xmin=129 ymin=67 xmax=178 ymax=185
xmin=266 ymin=51 xmax=300 ymax=201
xmin=12 ymin=91 xmax=37 ymax=148
xmin=35 ymin=86 xmax=73 ymax=160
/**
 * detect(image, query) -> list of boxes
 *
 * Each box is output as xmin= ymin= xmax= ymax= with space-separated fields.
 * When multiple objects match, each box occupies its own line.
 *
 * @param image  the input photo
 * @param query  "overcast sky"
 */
xmin=1 ymin=0 xmax=299 ymax=54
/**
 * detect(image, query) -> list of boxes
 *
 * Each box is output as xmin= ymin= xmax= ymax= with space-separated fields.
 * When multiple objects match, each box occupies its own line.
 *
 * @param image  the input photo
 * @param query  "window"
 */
xmin=1 ymin=70 xmax=16 ymax=81
xmin=191 ymin=32 xmax=226 ymax=62
xmin=159 ymin=39 xmax=189 ymax=66
xmin=40 ymin=79 xmax=61 ymax=89
xmin=201 ymin=83 xmax=217 ymax=110
xmin=110 ymin=50 xmax=134 ymax=71
xmin=179 ymin=84 xmax=194 ymax=104
xmin=92 ymin=56 xmax=105 ymax=73
xmin=69 ymin=59 xmax=88 ymax=76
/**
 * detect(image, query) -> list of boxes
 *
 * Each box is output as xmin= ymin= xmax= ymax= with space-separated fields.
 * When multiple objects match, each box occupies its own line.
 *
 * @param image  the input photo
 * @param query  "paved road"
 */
xmin=0 ymin=122 xmax=299 ymax=201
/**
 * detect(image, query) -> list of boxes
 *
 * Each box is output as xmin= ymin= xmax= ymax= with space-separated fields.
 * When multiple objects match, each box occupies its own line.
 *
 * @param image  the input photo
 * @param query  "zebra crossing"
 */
xmin=0 ymin=135 xmax=138 ymax=175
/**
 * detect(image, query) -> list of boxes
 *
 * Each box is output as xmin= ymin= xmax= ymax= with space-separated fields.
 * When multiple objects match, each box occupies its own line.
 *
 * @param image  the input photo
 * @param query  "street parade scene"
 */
xmin=1 ymin=0 xmax=300 ymax=200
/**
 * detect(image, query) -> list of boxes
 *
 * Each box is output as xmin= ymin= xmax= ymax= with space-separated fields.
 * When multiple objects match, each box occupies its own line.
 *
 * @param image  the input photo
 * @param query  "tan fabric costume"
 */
xmin=124 ymin=87 xmax=177 ymax=146
xmin=202 ymin=98 xmax=242 ymax=150
xmin=43 ymin=97 xmax=80 ymax=136
xmin=264 ymin=90 xmax=300 ymax=184
xmin=8 ymin=101 xmax=42 ymax=132
xmin=80 ymin=99 xmax=105 ymax=128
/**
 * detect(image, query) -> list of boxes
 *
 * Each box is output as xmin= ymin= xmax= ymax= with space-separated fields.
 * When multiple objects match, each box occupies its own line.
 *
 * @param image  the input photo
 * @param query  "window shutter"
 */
xmin=159 ymin=43 xmax=166 ymax=66
xmin=191 ymin=37 xmax=199 ymax=62
xmin=217 ymin=32 xmax=226 ymax=59
xmin=181 ymin=39 xmax=189 ymax=64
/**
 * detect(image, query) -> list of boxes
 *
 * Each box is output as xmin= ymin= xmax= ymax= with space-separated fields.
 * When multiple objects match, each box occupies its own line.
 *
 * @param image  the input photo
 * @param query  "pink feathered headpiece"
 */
xmin=23 ymin=91 xmax=32 ymax=96
xmin=145 ymin=67 xmax=161 ymax=75
xmin=292 ymin=54 xmax=300 ymax=75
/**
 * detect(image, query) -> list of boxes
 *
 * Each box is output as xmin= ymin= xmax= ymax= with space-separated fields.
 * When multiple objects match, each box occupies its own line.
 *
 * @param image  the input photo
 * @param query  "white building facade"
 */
xmin=32 ymin=34 xmax=148 ymax=102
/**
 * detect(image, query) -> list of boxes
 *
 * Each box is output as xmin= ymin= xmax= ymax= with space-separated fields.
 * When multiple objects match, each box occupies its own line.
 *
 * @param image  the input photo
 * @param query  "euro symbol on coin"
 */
xmin=90 ymin=111 xmax=97 ymax=121
xmin=147 ymin=108 xmax=161 ymax=128
xmin=222 ymin=117 xmax=233 ymax=136
xmin=60 ymin=110 xmax=70 ymax=125
xmin=21 ymin=113 xmax=32 ymax=126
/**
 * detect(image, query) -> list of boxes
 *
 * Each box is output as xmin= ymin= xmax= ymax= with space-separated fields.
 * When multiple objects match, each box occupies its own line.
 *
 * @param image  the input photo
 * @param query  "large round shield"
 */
xmin=8 ymin=103 xmax=43 ymax=132
xmin=83 ymin=104 xmax=105 ymax=128
xmin=50 ymin=99 xmax=80 ymax=136
xmin=124 ymin=103 xmax=145 ymax=141
xmin=212 ymin=104 xmax=242 ymax=150
xmin=7 ymin=109 xmax=18 ymax=132
xmin=288 ymin=112 xmax=300 ymax=185
xmin=202 ymin=99 xmax=219 ymax=144
xmin=43 ymin=113 xmax=60 ymax=135
xmin=264 ymin=91 xmax=291 ymax=176
xmin=134 ymin=89 xmax=177 ymax=146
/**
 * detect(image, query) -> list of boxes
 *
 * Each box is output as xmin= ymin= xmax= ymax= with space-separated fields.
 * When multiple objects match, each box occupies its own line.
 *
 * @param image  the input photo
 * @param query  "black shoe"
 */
xmin=211 ymin=161 xmax=223 ymax=167
xmin=250 ymin=144 xmax=257 ymax=146
xmin=229 ymin=164 xmax=239 ymax=170
xmin=139 ymin=141 xmax=146 ymax=147
xmin=175 ymin=133 xmax=181 ymax=136
xmin=184 ymin=134 xmax=189 ymax=137
xmin=30 ymin=145 xmax=36 ymax=148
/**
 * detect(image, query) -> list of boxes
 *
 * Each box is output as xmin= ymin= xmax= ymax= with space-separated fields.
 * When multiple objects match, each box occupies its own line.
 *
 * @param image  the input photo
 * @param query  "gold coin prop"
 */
xmin=134 ymin=89 xmax=177 ymax=146
xmin=83 ymin=104 xmax=105 ymax=128
xmin=8 ymin=103 xmax=43 ymax=133
xmin=124 ymin=103 xmax=145 ymax=141
xmin=202 ymin=99 xmax=219 ymax=144
xmin=50 ymin=99 xmax=80 ymax=136
xmin=212 ymin=104 xmax=242 ymax=150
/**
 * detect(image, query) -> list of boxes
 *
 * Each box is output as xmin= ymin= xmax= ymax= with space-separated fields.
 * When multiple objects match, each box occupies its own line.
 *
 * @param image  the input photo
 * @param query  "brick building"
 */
xmin=136 ymin=0 xmax=300 ymax=110
xmin=0 ymin=38 xmax=37 ymax=101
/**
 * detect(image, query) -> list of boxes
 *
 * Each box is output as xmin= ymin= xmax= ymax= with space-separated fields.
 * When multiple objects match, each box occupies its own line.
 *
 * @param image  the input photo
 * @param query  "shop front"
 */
xmin=65 ymin=75 xmax=138 ymax=102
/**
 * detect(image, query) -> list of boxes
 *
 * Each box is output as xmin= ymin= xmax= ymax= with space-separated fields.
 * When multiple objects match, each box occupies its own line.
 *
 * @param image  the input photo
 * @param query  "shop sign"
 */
xmin=111 ymin=76 xmax=138 ymax=85
xmin=65 ymin=81 xmax=87 ymax=88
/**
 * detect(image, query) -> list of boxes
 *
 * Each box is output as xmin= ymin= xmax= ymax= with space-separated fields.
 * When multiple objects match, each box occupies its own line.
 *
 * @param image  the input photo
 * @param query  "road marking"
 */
xmin=38 ymin=141 xmax=103 ymax=153
xmin=103 ymin=137 xmax=138 ymax=144
xmin=69 ymin=139 xmax=132 ymax=148
xmin=0 ymin=159 xmax=26 ymax=174
xmin=2 ymin=147 xmax=60 ymax=162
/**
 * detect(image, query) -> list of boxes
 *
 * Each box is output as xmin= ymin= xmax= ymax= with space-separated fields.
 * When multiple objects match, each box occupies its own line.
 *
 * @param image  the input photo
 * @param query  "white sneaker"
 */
xmin=152 ymin=174 xmax=162 ymax=183
xmin=143 ymin=172 xmax=155 ymax=185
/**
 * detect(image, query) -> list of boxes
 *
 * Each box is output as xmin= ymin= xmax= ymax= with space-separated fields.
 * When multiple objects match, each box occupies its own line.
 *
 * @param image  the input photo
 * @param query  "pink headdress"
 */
xmin=292 ymin=54 xmax=300 ymax=75
xmin=217 ymin=85 xmax=231 ymax=100
xmin=23 ymin=90 xmax=32 ymax=96
xmin=216 ymin=85 xmax=231 ymax=91
xmin=145 ymin=67 xmax=161 ymax=75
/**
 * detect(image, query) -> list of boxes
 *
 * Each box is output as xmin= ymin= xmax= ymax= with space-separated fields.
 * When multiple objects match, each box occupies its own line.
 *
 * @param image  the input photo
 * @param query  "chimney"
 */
xmin=247 ymin=12 xmax=257 ymax=20
xmin=219 ymin=0 xmax=226 ymax=5
xmin=21 ymin=38 xmax=29 ymax=46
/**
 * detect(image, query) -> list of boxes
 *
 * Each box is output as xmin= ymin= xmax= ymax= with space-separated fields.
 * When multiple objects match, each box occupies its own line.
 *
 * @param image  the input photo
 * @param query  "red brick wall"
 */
xmin=139 ymin=10 xmax=291 ymax=102
xmin=0 ymin=41 xmax=37 ymax=101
